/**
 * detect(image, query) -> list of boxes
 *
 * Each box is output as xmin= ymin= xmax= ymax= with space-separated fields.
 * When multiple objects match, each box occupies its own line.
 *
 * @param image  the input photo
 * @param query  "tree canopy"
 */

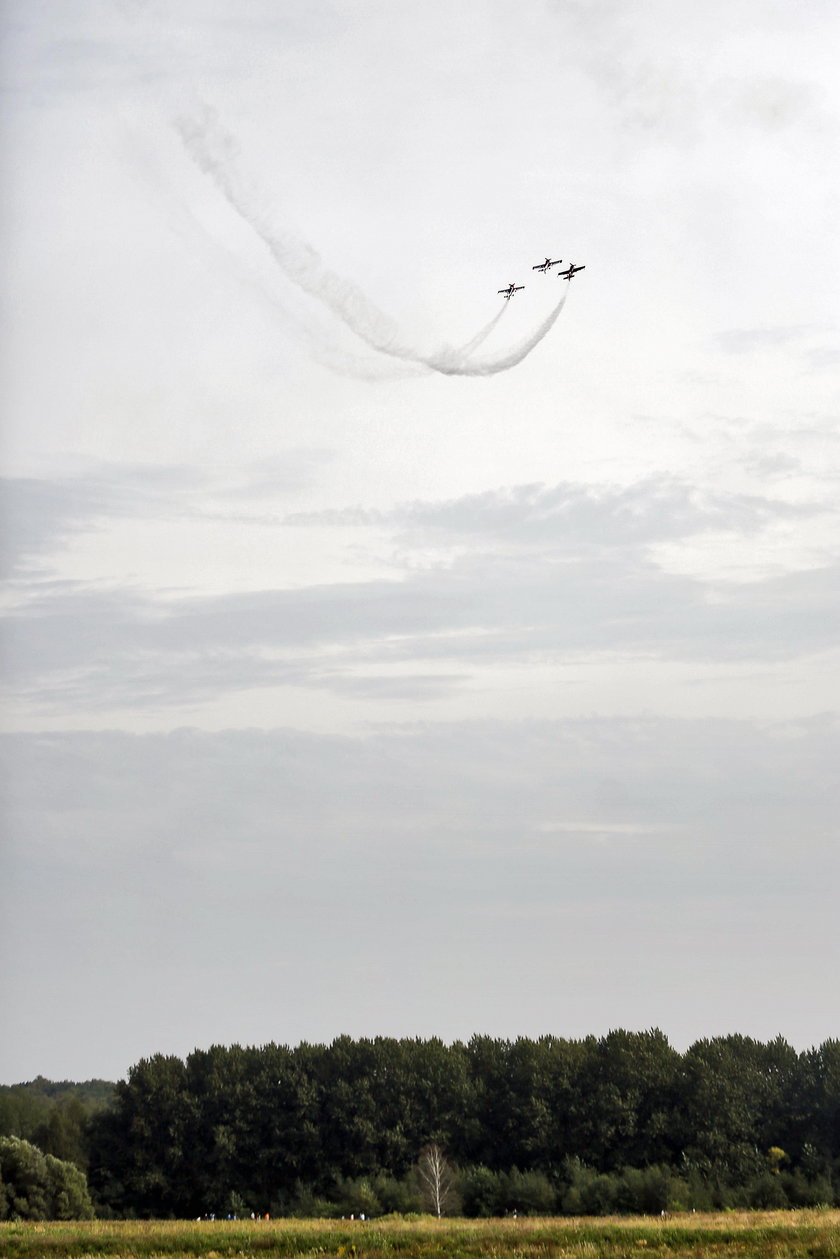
xmin=79 ymin=1033 xmax=840 ymax=1218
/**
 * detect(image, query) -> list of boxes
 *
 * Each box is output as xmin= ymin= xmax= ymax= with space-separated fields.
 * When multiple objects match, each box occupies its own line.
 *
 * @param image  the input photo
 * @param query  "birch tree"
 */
xmin=417 ymin=1142 xmax=458 ymax=1217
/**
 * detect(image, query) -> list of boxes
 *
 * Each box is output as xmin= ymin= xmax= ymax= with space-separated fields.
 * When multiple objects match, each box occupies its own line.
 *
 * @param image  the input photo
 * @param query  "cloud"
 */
xmin=2 ymin=472 xmax=835 ymax=716
xmin=0 ymin=467 xmax=202 ymax=578
xmin=3 ymin=540 xmax=838 ymax=714
xmin=0 ymin=455 xmax=331 ymax=577
xmin=286 ymin=476 xmax=811 ymax=549
xmin=317 ymin=672 xmax=470 ymax=702
xmin=716 ymin=326 xmax=814 ymax=355
xmin=4 ymin=468 xmax=815 ymax=586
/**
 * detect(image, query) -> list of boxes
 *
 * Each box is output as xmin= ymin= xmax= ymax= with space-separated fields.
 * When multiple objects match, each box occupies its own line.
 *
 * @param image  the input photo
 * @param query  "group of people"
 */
xmin=196 ymin=1212 xmax=271 ymax=1221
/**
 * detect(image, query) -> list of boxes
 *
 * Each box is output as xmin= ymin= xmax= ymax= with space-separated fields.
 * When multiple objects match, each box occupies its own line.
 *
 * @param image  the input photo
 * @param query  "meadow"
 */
xmin=1 ymin=1210 xmax=839 ymax=1259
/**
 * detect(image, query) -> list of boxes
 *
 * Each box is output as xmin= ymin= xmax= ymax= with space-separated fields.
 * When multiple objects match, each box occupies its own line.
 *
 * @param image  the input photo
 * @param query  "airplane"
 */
xmin=498 ymin=282 xmax=525 ymax=299
xmin=558 ymin=263 xmax=585 ymax=280
xmin=532 ymin=257 xmax=562 ymax=273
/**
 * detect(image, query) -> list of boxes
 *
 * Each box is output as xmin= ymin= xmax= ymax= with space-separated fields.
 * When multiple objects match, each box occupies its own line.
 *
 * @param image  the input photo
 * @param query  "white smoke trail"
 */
xmin=175 ymin=110 xmax=567 ymax=377
xmin=455 ymin=307 xmax=508 ymax=357
xmin=418 ymin=294 xmax=567 ymax=376
xmin=424 ymin=305 xmax=510 ymax=372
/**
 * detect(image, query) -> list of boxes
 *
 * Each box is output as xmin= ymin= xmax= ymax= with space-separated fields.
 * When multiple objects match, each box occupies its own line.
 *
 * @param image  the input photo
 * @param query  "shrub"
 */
xmin=331 ymin=1174 xmax=383 ymax=1218
xmin=0 ymin=1137 xmax=94 ymax=1220
xmin=503 ymin=1168 xmax=557 ymax=1215
xmin=460 ymin=1166 xmax=504 ymax=1217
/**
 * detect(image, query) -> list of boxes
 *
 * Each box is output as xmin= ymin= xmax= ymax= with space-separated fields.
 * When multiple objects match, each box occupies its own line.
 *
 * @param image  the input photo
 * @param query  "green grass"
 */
xmin=1 ymin=1210 xmax=839 ymax=1259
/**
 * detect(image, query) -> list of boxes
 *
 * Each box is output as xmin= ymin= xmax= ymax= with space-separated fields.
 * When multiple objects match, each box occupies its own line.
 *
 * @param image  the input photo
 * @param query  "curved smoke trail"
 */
xmin=454 ymin=306 xmax=508 ymax=358
xmin=417 ymin=294 xmax=567 ymax=376
xmin=176 ymin=110 xmax=567 ymax=377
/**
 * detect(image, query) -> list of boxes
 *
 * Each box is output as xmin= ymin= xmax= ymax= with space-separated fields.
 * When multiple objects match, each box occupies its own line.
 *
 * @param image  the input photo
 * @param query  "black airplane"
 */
xmin=498 ymin=282 xmax=525 ymax=299
xmin=558 ymin=263 xmax=585 ymax=280
xmin=532 ymin=256 xmax=562 ymax=273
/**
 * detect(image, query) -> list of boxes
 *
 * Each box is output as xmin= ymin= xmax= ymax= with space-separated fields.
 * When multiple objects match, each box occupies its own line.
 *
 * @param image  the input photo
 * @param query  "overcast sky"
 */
xmin=1 ymin=0 xmax=838 ymax=1085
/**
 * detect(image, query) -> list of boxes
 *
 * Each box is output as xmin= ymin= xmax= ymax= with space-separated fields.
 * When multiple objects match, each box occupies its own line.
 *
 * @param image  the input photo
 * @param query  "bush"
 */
xmin=782 ymin=1169 xmax=832 ymax=1207
xmin=747 ymin=1171 xmax=789 ymax=1209
xmin=331 ymin=1175 xmax=383 ymax=1218
xmin=461 ymin=1166 xmax=504 ymax=1217
xmin=371 ymin=1173 xmax=423 ymax=1215
xmin=502 ymin=1168 xmax=557 ymax=1215
xmin=561 ymin=1161 xmax=617 ymax=1216
xmin=0 ymin=1137 xmax=94 ymax=1220
xmin=613 ymin=1165 xmax=676 ymax=1214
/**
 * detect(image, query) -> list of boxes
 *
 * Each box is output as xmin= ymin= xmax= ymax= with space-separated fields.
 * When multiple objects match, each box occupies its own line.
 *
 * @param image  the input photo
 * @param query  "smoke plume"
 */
xmin=176 ymin=110 xmax=568 ymax=377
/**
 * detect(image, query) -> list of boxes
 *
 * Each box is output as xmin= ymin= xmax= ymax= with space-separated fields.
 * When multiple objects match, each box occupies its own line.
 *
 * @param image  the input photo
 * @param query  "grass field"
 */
xmin=1 ymin=1211 xmax=838 ymax=1259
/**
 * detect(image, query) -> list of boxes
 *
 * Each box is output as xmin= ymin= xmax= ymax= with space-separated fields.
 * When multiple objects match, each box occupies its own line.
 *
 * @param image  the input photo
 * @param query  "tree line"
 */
xmin=89 ymin=1032 xmax=840 ymax=1217
xmin=3 ymin=1032 xmax=839 ymax=1218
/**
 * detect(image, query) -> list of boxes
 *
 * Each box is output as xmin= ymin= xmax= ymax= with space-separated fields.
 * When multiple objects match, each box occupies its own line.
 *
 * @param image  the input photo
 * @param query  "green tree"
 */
xmin=798 ymin=1040 xmax=840 ymax=1172
xmin=569 ymin=1030 xmax=680 ymax=1170
xmin=232 ymin=1043 xmax=321 ymax=1209
xmin=676 ymin=1035 xmax=797 ymax=1183
xmin=463 ymin=1036 xmax=512 ymax=1170
xmin=33 ymin=1097 xmax=91 ymax=1169
xmin=90 ymin=1054 xmax=192 ymax=1217
xmin=0 ymin=1137 xmax=94 ymax=1220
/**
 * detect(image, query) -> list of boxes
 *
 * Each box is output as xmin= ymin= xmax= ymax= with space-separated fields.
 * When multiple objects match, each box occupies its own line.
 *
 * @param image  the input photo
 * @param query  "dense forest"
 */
xmin=0 ymin=1077 xmax=114 ymax=1171
xmin=2 ymin=1033 xmax=839 ymax=1219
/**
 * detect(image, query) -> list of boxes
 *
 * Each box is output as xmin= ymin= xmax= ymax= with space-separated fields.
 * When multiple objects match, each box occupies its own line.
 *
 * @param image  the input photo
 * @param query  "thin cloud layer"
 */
xmin=2 ymin=476 xmax=837 ymax=715
xmin=285 ymin=476 xmax=813 ymax=547
xmin=2 ymin=466 xmax=816 ymax=574
xmin=0 ymin=455 xmax=332 ymax=577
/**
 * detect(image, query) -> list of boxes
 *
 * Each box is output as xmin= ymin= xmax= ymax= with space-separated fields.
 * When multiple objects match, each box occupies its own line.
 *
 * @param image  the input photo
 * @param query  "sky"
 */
xmin=1 ymin=0 xmax=838 ymax=1085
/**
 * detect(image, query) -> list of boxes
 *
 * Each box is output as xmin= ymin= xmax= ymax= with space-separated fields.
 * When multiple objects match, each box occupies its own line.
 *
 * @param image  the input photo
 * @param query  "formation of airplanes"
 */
xmin=499 ymin=255 xmax=585 ymax=297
